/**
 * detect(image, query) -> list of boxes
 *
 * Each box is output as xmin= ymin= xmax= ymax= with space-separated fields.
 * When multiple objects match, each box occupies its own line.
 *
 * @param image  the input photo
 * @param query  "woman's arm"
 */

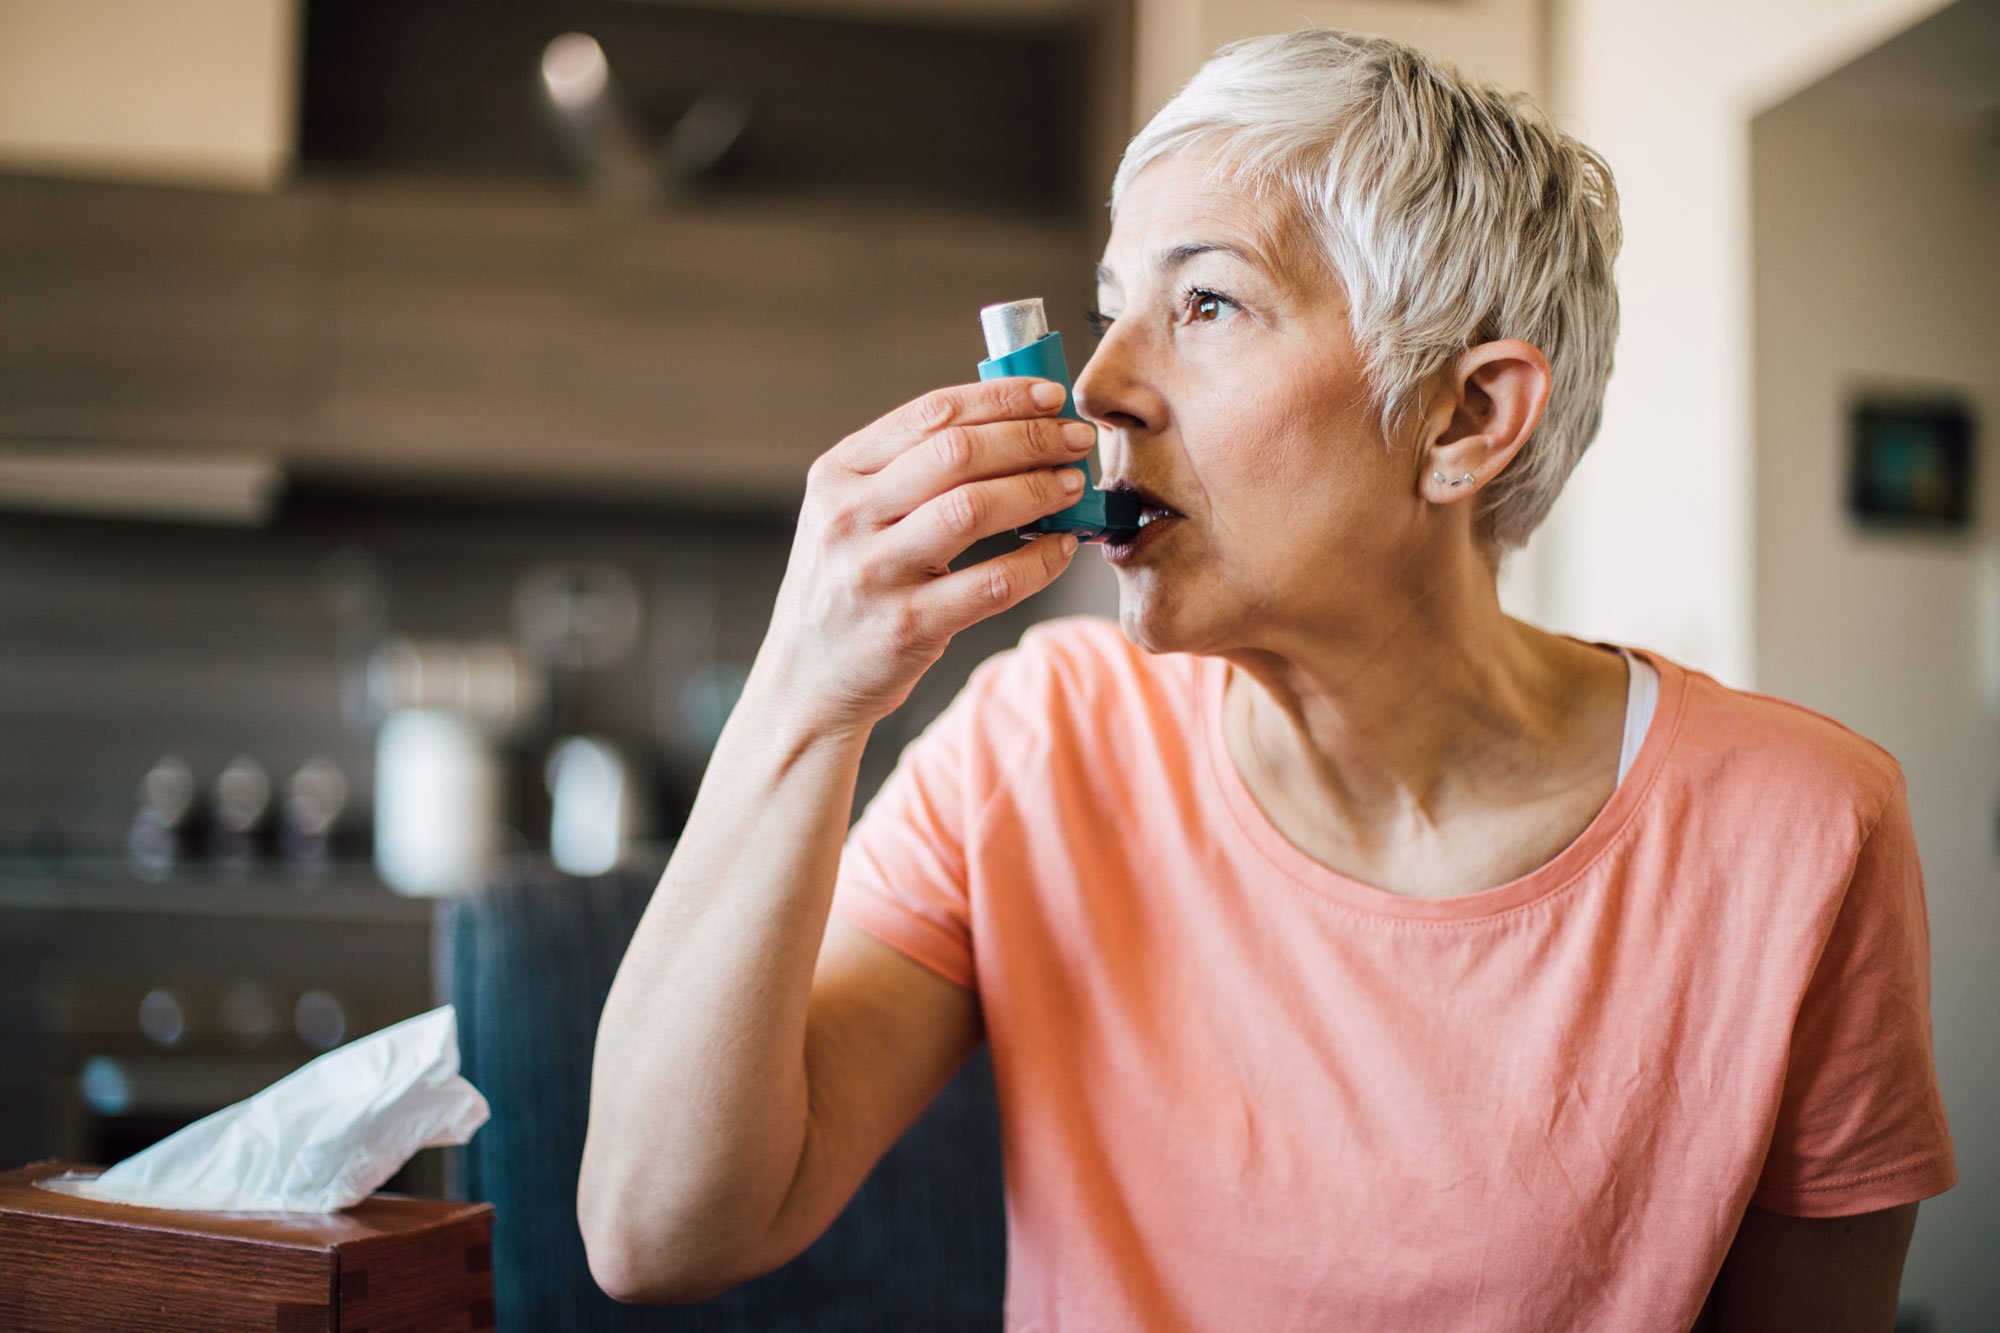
xmin=577 ymin=696 xmax=980 ymax=1303
xmin=1696 ymin=1202 xmax=1918 ymax=1332
xmin=577 ymin=379 xmax=1092 ymax=1302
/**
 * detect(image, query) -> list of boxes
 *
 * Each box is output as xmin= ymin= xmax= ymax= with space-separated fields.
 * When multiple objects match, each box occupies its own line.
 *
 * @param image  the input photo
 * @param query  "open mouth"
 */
xmin=1102 ymin=478 xmax=1182 ymax=532
xmin=1099 ymin=478 xmax=1183 ymax=557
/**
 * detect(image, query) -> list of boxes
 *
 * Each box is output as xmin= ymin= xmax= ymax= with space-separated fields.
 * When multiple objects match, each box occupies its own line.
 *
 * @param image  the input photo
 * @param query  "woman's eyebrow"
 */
xmin=1159 ymin=241 xmax=1259 ymax=274
xmin=1095 ymin=240 xmax=1260 ymax=289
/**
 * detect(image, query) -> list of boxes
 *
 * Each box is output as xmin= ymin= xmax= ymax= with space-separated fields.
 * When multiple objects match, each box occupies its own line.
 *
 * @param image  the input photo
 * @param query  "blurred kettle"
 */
xmin=546 ymin=736 xmax=644 ymax=877
xmin=374 ymin=709 xmax=502 ymax=898
xmin=366 ymin=637 xmax=540 ymax=897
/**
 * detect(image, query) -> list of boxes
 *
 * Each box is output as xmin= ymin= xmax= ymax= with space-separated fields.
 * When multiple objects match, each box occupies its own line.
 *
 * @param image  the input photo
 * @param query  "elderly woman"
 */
xmin=579 ymin=29 xmax=1955 ymax=1331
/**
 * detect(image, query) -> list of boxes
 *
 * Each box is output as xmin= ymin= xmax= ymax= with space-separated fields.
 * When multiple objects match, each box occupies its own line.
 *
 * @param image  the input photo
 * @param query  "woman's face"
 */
xmin=1076 ymin=152 xmax=1431 ymax=658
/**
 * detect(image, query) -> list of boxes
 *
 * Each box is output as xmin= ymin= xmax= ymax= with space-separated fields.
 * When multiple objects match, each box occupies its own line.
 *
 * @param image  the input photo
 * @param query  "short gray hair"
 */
xmin=1112 ymin=30 xmax=1622 ymax=558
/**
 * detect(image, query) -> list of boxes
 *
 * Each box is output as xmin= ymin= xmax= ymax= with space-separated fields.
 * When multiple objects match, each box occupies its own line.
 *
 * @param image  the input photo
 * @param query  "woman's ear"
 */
xmin=1420 ymin=340 xmax=1552 ymax=500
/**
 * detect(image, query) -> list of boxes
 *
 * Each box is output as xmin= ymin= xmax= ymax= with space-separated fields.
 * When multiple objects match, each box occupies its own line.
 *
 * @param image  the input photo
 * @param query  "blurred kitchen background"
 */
xmin=0 ymin=0 xmax=1993 ymax=1328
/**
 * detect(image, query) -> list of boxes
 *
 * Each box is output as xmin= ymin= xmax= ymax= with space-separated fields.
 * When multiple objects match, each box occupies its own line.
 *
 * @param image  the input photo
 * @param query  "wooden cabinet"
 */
xmin=0 ymin=173 xmax=1095 ymax=506
xmin=0 ymin=177 xmax=320 ymax=450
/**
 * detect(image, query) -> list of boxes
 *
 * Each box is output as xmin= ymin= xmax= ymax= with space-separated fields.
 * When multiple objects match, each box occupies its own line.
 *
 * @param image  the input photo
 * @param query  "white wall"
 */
xmin=1752 ymin=98 xmax=1999 ymax=1331
xmin=1137 ymin=0 xmax=1543 ymax=115
xmin=1542 ymin=0 xmax=1955 ymax=686
xmin=0 ymin=0 xmax=298 ymax=191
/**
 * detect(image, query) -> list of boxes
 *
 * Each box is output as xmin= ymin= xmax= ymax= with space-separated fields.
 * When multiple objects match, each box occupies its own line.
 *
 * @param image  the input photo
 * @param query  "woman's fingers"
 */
xmin=864 ymin=415 xmax=1096 ymax=523
xmin=907 ymin=530 xmax=1080 ymax=638
xmin=886 ymin=465 xmax=1085 ymax=572
xmin=769 ymin=379 xmax=1088 ymax=733
xmin=827 ymin=377 xmax=1069 ymax=476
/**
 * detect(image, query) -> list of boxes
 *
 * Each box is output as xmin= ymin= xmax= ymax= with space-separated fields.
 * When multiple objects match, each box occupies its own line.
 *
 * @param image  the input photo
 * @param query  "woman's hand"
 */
xmin=755 ymin=377 xmax=1095 ymax=735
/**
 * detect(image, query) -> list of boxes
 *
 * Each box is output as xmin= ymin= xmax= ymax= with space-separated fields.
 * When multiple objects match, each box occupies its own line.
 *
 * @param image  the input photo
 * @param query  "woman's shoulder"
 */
xmin=1637 ymin=646 xmax=1906 ymax=819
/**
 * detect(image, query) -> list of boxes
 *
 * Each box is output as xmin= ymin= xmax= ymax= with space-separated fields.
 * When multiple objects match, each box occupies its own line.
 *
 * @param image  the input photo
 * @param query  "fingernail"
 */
xmin=1031 ymin=382 xmax=1068 ymax=410
xmin=1062 ymin=421 xmax=1096 ymax=450
xmin=1059 ymin=467 xmax=1085 ymax=493
xmin=1062 ymin=535 xmax=1080 ymax=555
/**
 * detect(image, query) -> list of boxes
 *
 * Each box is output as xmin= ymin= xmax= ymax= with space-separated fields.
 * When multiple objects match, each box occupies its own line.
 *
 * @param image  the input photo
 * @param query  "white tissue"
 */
xmin=43 ymin=1005 xmax=489 ymax=1213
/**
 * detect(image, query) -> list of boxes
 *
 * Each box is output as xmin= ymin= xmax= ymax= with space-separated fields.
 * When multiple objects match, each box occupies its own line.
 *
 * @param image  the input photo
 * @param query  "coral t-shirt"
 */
xmin=832 ymin=616 xmax=1956 ymax=1332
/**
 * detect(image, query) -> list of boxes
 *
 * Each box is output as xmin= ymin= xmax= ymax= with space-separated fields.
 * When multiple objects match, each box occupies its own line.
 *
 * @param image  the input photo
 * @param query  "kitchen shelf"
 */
xmin=0 ymin=861 xmax=432 ymax=925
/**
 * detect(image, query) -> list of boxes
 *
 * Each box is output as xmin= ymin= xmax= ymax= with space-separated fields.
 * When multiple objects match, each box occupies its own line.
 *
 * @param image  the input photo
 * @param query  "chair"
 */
xmin=448 ymin=858 xmax=1006 ymax=1331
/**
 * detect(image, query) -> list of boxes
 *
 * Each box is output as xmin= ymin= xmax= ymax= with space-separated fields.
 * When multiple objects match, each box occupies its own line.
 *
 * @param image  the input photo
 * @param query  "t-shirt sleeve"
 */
xmin=829 ymin=655 xmax=1011 ymax=993
xmin=1750 ymin=771 xmax=1958 ymax=1217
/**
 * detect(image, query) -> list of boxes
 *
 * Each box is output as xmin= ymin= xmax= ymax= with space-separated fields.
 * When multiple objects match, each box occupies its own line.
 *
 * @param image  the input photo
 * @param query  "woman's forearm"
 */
xmin=577 ymin=376 xmax=1084 ymax=1302
xmin=577 ymin=664 xmax=872 ymax=1302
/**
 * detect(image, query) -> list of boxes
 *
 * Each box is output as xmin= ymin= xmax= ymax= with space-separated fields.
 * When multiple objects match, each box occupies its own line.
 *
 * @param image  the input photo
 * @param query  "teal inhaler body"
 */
xmin=976 ymin=298 xmax=1141 ymax=543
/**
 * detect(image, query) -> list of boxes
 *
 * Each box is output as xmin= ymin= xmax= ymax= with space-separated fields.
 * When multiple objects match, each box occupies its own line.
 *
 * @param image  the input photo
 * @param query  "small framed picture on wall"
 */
xmin=1846 ymin=395 xmax=1976 ymax=533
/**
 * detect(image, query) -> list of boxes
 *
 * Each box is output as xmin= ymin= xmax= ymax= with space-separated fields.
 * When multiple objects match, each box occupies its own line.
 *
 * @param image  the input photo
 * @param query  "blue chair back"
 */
xmin=450 ymin=860 xmax=1006 ymax=1331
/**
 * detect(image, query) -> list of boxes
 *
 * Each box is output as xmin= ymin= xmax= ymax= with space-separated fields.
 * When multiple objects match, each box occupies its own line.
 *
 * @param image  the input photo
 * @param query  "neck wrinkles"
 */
xmin=1221 ymin=578 xmax=1609 ymax=843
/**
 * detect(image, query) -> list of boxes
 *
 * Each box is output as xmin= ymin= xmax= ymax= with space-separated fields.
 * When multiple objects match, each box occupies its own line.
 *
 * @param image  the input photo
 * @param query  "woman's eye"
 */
xmin=1182 ymin=288 xmax=1235 ymax=324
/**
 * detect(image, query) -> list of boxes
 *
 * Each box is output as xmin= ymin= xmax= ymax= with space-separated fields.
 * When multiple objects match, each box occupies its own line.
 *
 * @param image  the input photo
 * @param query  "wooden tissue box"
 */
xmin=0 ymin=1161 xmax=494 ymax=1332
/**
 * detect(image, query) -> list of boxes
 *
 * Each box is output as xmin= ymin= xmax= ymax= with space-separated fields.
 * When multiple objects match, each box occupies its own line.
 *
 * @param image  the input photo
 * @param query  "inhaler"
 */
xmin=977 ymin=298 xmax=1141 ymax=544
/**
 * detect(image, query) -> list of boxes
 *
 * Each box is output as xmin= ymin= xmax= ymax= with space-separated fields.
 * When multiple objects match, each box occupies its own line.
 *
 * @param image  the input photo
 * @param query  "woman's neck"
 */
xmin=1219 ymin=575 xmax=1623 ymax=857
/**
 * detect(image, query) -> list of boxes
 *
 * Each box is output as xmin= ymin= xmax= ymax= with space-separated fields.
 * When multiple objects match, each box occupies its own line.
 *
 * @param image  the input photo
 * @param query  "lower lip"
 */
xmin=1100 ymin=515 xmax=1181 ymax=566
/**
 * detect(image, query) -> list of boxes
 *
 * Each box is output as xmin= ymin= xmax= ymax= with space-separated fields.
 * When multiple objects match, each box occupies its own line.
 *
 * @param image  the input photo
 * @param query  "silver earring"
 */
xmin=1450 ymin=473 xmax=1474 ymax=488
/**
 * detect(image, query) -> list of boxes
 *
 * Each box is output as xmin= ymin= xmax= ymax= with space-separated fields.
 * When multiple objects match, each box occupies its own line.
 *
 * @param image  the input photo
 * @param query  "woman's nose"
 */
xmin=1073 ymin=325 xmax=1162 ymax=436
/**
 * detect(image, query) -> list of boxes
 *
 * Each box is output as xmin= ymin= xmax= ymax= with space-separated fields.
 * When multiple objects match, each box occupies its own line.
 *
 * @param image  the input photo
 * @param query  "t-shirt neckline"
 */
xmin=1197 ymin=638 xmax=1687 ymax=923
